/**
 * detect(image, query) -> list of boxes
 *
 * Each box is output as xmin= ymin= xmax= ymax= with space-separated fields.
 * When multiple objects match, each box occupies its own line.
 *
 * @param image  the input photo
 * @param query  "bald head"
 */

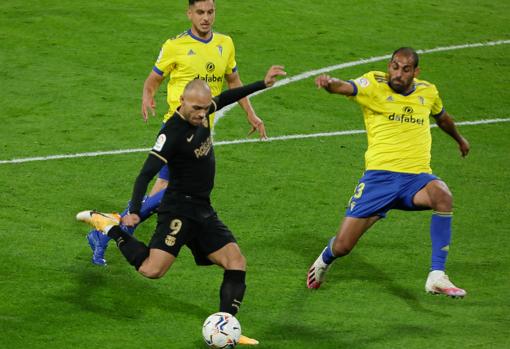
xmin=179 ymin=79 xmax=212 ymax=126
xmin=183 ymin=79 xmax=212 ymax=99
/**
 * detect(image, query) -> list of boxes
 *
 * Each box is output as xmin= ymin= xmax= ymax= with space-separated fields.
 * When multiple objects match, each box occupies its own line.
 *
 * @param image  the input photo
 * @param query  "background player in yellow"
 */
xmin=307 ymin=47 xmax=470 ymax=297
xmin=86 ymin=0 xmax=267 ymax=267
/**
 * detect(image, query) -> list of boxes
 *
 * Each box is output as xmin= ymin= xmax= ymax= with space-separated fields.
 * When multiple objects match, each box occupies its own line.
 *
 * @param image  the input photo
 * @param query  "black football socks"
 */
xmin=219 ymin=270 xmax=246 ymax=316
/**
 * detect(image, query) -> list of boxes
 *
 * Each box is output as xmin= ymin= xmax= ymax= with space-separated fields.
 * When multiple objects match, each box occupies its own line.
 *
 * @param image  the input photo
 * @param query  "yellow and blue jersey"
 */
xmin=348 ymin=71 xmax=444 ymax=174
xmin=153 ymin=29 xmax=237 ymax=122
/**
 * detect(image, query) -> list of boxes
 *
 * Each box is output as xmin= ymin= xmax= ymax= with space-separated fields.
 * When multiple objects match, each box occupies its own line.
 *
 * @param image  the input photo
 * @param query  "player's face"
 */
xmin=188 ymin=0 xmax=216 ymax=37
xmin=180 ymin=93 xmax=212 ymax=127
xmin=387 ymin=54 xmax=420 ymax=94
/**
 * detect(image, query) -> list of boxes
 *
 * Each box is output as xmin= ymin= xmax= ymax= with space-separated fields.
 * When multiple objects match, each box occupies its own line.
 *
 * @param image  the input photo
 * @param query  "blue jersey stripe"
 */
xmin=432 ymin=107 xmax=445 ymax=118
xmin=347 ymin=80 xmax=358 ymax=96
xmin=187 ymin=29 xmax=214 ymax=44
xmin=153 ymin=66 xmax=164 ymax=76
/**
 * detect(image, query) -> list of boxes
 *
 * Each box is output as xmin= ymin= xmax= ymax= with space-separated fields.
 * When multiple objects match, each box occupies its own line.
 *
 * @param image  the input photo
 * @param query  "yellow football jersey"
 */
xmin=348 ymin=71 xmax=444 ymax=174
xmin=153 ymin=29 xmax=237 ymax=122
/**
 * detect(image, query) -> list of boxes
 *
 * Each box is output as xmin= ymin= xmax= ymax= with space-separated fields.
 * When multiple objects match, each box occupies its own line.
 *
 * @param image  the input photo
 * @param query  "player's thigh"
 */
xmin=207 ymin=242 xmax=246 ymax=271
xmin=139 ymin=249 xmax=176 ymax=278
xmin=334 ymin=216 xmax=380 ymax=253
xmin=150 ymin=178 xmax=169 ymax=196
xmin=195 ymin=213 xmax=241 ymax=269
xmin=412 ymin=179 xmax=451 ymax=209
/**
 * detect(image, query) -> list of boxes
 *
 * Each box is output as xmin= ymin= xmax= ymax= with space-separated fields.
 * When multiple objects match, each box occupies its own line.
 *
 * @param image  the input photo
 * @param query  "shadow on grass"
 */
xmin=278 ymin=229 xmax=446 ymax=316
xmin=328 ymin=255 xmax=448 ymax=317
xmin=56 ymin=259 xmax=208 ymax=321
xmin=258 ymin=274 xmax=445 ymax=349
xmin=260 ymin=321 xmax=437 ymax=349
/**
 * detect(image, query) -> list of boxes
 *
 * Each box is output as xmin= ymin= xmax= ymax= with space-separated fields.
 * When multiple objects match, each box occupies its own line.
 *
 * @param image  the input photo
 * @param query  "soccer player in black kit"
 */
xmin=77 ymin=65 xmax=286 ymax=345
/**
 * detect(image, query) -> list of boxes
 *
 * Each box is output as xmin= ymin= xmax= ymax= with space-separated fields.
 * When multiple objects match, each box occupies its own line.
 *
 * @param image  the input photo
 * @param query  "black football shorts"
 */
xmin=149 ymin=208 xmax=237 ymax=266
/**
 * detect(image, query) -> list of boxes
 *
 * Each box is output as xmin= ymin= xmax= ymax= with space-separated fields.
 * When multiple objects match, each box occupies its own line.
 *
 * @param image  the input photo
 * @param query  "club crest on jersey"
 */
xmin=217 ymin=45 xmax=223 ymax=56
xmin=153 ymin=134 xmax=166 ymax=151
xmin=418 ymin=96 xmax=425 ymax=105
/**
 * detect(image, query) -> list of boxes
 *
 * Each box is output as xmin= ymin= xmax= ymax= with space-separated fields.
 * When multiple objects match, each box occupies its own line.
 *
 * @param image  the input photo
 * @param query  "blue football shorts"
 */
xmin=158 ymin=163 xmax=170 ymax=181
xmin=345 ymin=170 xmax=438 ymax=218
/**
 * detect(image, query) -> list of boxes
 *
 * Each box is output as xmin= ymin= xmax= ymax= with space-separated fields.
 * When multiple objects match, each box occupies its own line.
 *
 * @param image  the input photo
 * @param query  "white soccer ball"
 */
xmin=202 ymin=312 xmax=242 ymax=348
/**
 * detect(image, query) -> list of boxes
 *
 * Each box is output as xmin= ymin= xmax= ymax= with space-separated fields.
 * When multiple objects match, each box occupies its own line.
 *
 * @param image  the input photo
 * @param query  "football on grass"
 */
xmin=202 ymin=312 xmax=241 ymax=348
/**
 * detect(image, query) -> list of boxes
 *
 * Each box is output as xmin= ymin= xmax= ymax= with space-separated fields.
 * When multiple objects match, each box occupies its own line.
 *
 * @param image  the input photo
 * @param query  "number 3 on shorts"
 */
xmin=352 ymin=182 xmax=365 ymax=199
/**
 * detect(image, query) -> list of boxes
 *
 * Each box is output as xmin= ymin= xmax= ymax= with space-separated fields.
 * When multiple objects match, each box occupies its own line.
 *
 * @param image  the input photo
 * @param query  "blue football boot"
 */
xmin=86 ymin=229 xmax=110 ymax=266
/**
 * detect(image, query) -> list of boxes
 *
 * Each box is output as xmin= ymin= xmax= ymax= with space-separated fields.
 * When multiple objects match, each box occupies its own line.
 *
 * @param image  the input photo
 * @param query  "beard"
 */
xmin=388 ymin=79 xmax=410 ymax=94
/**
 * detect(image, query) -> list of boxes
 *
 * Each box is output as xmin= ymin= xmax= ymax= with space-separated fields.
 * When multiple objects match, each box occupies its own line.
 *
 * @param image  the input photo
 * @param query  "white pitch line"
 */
xmin=1 ymin=117 xmax=509 ymax=165
xmin=2 ymin=40 xmax=509 ymax=165
xmin=213 ymin=39 xmax=510 ymax=124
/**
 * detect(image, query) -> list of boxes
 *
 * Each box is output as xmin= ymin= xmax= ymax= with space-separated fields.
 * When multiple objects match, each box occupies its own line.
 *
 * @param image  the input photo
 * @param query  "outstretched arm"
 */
xmin=435 ymin=112 xmax=470 ymax=157
xmin=214 ymin=66 xmax=286 ymax=111
xmin=315 ymin=74 xmax=355 ymax=96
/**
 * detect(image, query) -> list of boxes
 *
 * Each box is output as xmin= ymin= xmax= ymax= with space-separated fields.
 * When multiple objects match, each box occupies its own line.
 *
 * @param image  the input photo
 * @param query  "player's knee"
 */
xmin=224 ymin=253 xmax=246 ymax=270
xmin=432 ymin=182 xmax=453 ymax=211
xmin=138 ymin=265 xmax=167 ymax=279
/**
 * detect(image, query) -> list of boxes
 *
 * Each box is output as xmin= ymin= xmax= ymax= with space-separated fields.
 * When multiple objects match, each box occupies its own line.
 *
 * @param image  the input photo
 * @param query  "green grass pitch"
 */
xmin=1 ymin=1 xmax=509 ymax=348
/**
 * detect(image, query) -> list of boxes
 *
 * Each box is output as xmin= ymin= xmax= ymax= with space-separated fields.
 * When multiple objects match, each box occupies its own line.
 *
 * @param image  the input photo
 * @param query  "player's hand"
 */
xmin=121 ymin=213 xmax=141 ymax=227
xmin=315 ymin=74 xmax=332 ymax=89
xmin=264 ymin=65 xmax=286 ymax=87
xmin=141 ymin=96 xmax=156 ymax=123
xmin=458 ymin=136 xmax=470 ymax=157
xmin=247 ymin=113 xmax=267 ymax=139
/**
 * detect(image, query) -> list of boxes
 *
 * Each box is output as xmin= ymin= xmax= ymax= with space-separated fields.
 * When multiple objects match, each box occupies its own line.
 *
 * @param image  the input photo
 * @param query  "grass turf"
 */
xmin=1 ymin=1 xmax=509 ymax=348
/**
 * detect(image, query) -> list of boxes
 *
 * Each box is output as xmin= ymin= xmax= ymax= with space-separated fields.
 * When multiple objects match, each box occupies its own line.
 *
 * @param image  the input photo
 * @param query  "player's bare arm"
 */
xmin=315 ymin=74 xmax=355 ymax=96
xmin=225 ymin=71 xmax=268 ymax=139
xmin=435 ymin=112 xmax=470 ymax=157
xmin=141 ymin=71 xmax=165 ymax=122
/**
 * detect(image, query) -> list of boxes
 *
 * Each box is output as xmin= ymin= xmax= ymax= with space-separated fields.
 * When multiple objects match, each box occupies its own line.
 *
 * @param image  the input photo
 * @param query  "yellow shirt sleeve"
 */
xmin=224 ymin=36 xmax=237 ymax=74
xmin=154 ymin=40 xmax=176 ymax=77
xmin=348 ymin=72 xmax=378 ymax=106
xmin=430 ymin=87 xmax=444 ymax=117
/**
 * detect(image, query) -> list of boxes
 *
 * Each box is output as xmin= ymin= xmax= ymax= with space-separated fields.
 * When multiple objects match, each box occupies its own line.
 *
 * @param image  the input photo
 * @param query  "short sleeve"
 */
xmin=153 ymin=40 xmax=176 ymax=77
xmin=225 ymin=37 xmax=237 ymax=75
xmin=348 ymin=72 xmax=377 ymax=106
xmin=430 ymin=89 xmax=444 ymax=118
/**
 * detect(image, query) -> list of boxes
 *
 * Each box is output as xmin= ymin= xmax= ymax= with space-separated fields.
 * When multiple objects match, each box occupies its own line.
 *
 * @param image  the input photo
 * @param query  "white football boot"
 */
xmin=425 ymin=270 xmax=467 ymax=298
xmin=307 ymin=251 xmax=332 ymax=289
